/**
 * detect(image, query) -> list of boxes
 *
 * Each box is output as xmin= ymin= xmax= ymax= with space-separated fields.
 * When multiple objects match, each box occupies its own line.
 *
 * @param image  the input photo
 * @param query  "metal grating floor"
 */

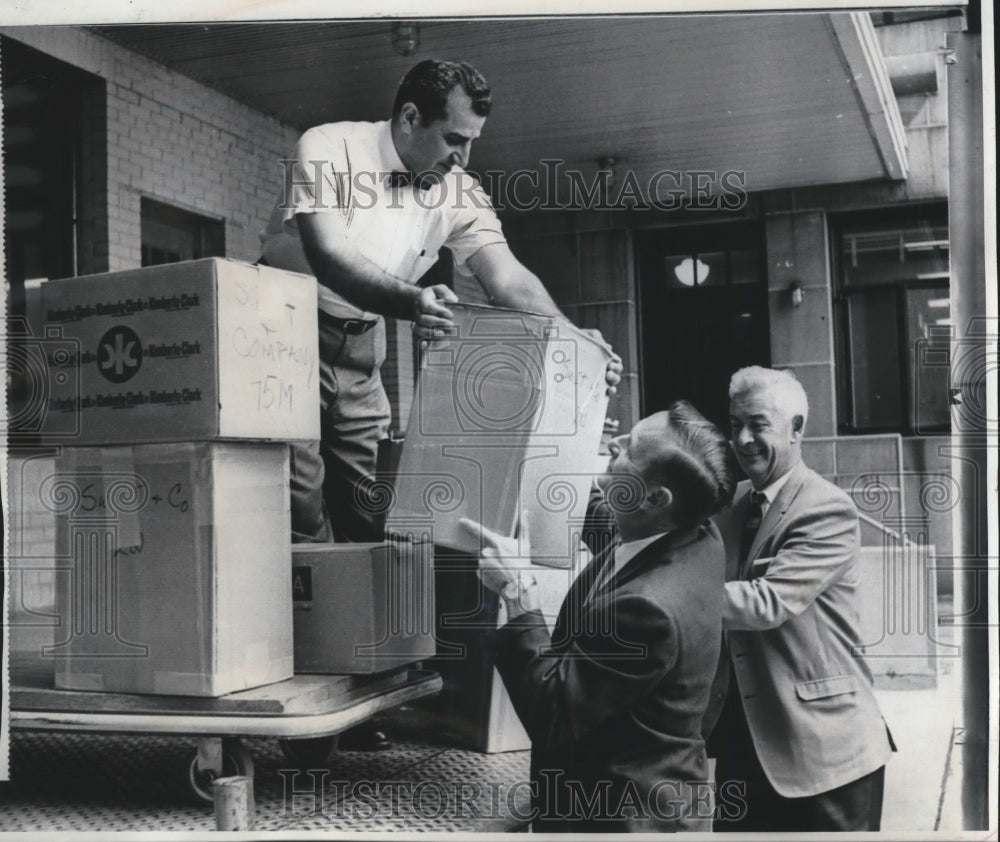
xmin=0 ymin=708 xmax=532 ymax=832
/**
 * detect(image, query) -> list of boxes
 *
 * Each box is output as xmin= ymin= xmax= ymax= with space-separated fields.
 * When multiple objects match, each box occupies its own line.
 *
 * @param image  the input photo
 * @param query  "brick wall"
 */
xmin=1 ymin=26 xmax=300 ymax=271
xmin=501 ymin=212 xmax=640 ymax=436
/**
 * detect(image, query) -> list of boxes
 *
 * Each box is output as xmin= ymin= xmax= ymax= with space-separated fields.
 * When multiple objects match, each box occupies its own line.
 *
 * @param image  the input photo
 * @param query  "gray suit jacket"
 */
xmin=705 ymin=460 xmax=893 ymax=798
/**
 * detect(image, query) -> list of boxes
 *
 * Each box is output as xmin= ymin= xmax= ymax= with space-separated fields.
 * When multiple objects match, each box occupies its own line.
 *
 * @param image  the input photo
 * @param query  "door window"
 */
xmin=636 ymin=221 xmax=770 ymax=428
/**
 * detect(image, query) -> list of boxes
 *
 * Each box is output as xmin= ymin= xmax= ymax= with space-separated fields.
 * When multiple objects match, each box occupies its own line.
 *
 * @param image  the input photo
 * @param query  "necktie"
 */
xmin=737 ymin=490 xmax=768 ymax=578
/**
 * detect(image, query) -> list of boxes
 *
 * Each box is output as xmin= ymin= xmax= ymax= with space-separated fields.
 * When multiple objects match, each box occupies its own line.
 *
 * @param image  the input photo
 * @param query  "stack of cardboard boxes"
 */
xmin=38 ymin=258 xmax=316 ymax=696
xmin=32 ymin=272 xmax=608 ymax=746
xmin=36 ymin=257 xmax=438 ymax=697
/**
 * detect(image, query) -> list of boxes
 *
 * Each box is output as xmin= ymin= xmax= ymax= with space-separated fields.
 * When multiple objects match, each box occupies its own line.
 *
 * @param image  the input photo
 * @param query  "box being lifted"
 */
xmin=49 ymin=441 xmax=294 ymax=697
xmin=292 ymin=541 xmax=435 ymax=674
xmin=386 ymin=304 xmax=613 ymax=568
xmin=39 ymin=258 xmax=319 ymax=444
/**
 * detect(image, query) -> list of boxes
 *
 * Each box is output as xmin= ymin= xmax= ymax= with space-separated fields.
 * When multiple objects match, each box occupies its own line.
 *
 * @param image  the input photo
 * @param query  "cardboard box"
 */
xmin=292 ymin=541 xmax=435 ymax=674
xmin=39 ymin=258 xmax=319 ymax=444
xmin=387 ymin=304 xmax=612 ymax=568
xmin=49 ymin=442 xmax=294 ymax=696
xmin=419 ymin=547 xmax=585 ymax=753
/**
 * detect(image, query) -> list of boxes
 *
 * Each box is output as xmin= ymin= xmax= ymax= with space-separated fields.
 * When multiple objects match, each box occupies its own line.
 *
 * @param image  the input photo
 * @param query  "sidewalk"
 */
xmin=876 ymin=605 xmax=964 ymax=834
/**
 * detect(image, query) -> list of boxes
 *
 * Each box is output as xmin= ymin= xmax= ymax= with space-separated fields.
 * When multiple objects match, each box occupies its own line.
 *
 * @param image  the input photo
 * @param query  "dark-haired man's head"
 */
xmin=391 ymin=60 xmax=492 ymax=183
xmin=392 ymin=60 xmax=492 ymax=120
xmin=597 ymin=401 xmax=736 ymax=540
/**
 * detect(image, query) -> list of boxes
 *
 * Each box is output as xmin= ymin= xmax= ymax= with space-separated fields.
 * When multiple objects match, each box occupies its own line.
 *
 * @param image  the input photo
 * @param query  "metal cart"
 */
xmin=9 ymin=665 xmax=442 ymax=802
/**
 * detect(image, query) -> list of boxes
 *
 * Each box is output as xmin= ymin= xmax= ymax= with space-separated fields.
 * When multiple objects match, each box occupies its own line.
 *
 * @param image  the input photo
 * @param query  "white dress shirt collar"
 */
xmin=376 ymin=120 xmax=407 ymax=175
xmin=754 ymin=465 xmax=796 ymax=512
xmin=614 ymin=531 xmax=670 ymax=576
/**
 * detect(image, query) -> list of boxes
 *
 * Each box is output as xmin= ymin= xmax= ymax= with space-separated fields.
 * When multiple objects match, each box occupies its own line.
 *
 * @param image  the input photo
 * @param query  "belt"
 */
xmin=319 ymin=309 xmax=379 ymax=335
xmin=257 ymin=258 xmax=377 ymax=335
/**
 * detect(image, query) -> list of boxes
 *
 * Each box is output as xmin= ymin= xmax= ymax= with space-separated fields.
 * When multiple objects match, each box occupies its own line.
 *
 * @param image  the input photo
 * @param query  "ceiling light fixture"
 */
xmin=392 ymin=22 xmax=420 ymax=57
xmin=597 ymin=155 xmax=618 ymax=188
xmin=789 ymin=280 xmax=805 ymax=308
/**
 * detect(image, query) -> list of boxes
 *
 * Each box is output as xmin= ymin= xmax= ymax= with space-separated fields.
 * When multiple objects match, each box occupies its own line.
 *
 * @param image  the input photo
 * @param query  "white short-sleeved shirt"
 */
xmin=260 ymin=119 xmax=506 ymax=319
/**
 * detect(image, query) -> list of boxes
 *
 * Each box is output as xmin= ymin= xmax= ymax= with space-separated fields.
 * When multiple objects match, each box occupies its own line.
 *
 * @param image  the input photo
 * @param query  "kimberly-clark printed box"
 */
xmin=39 ymin=258 xmax=319 ymax=443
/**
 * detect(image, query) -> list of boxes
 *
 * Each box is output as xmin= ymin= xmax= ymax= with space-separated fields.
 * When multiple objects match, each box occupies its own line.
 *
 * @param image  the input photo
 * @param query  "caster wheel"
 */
xmin=188 ymin=740 xmax=255 ymax=803
xmin=278 ymin=735 xmax=340 ymax=768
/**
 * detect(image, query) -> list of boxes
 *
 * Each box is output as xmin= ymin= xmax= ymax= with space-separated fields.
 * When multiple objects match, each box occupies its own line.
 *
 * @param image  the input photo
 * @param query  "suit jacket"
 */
xmin=704 ymin=460 xmax=893 ymax=798
xmin=492 ymin=522 xmax=725 ymax=832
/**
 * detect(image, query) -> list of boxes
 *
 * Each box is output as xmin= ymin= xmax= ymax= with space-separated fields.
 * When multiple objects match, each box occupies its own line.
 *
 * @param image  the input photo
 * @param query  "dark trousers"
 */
xmin=712 ymin=680 xmax=885 ymax=832
xmin=289 ymin=311 xmax=391 ymax=543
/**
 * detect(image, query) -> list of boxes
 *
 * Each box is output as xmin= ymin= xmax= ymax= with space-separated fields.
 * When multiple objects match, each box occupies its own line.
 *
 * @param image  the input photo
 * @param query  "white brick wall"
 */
xmin=1 ymin=25 xmax=301 ymax=270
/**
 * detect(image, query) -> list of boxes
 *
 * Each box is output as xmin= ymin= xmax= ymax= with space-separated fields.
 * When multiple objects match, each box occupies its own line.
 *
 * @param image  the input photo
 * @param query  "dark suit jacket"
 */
xmin=704 ymin=460 xmax=893 ymax=798
xmin=492 ymin=522 xmax=725 ymax=832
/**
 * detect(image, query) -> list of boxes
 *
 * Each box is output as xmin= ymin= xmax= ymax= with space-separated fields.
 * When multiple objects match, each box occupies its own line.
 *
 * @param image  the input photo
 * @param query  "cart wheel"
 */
xmin=278 ymin=735 xmax=340 ymax=768
xmin=188 ymin=740 xmax=255 ymax=803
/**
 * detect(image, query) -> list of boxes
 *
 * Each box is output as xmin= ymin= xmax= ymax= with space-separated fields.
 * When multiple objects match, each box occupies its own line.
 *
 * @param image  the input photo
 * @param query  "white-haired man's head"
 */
xmin=728 ymin=366 xmax=809 ymax=489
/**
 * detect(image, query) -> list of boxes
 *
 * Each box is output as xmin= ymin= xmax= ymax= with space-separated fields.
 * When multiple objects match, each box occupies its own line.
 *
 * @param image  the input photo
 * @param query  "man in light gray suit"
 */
xmin=706 ymin=366 xmax=894 ymax=832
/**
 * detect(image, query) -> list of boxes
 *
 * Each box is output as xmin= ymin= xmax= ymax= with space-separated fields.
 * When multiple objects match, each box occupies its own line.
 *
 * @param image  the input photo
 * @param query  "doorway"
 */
xmin=2 ymin=37 xmax=105 ymax=313
xmin=636 ymin=220 xmax=770 ymax=429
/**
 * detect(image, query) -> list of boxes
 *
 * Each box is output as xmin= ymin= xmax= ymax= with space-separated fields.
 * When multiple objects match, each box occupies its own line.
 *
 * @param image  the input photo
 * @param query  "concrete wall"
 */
xmin=901 ymin=435 xmax=955 ymax=593
xmin=876 ymin=17 xmax=956 ymax=200
xmin=1 ymin=26 xmax=300 ymax=272
xmin=763 ymin=210 xmax=838 ymax=437
xmin=501 ymin=211 xmax=641 ymax=437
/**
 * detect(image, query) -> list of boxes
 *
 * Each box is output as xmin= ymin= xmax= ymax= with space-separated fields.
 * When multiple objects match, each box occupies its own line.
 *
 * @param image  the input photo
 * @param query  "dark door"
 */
xmin=636 ymin=221 xmax=770 ymax=429
xmin=1 ymin=38 xmax=88 ymax=310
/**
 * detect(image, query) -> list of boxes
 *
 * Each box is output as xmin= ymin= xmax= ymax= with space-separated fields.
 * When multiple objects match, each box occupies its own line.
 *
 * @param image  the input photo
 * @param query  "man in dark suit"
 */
xmin=461 ymin=401 xmax=736 ymax=832
xmin=706 ymin=366 xmax=894 ymax=832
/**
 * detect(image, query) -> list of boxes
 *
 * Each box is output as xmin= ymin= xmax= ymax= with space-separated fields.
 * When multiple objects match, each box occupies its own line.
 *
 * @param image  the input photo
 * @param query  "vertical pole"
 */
xmin=947 ymin=22 xmax=994 ymax=831
xmin=213 ymin=776 xmax=256 ymax=831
